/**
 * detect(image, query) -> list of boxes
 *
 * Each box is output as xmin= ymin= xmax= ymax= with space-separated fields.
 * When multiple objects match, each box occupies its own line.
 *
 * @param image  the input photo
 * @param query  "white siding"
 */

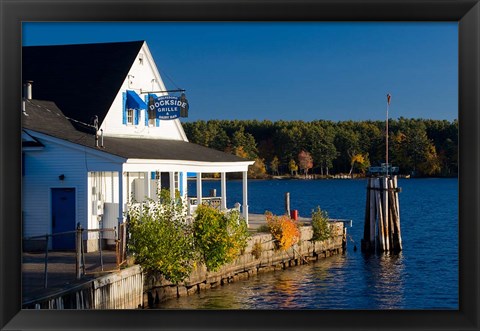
xmin=88 ymin=171 xmax=120 ymax=241
xmin=22 ymin=137 xmax=123 ymax=239
xmin=100 ymin=42 xmax=187 ymax=141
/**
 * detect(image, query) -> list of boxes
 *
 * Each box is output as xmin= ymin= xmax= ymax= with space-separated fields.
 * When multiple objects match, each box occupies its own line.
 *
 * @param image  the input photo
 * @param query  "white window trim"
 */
xmin=126 ymin=108 xmax=134 ymax=125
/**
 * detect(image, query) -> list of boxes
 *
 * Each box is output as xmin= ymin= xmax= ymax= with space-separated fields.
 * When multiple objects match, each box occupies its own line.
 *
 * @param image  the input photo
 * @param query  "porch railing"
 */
xmin=23 ymin=223 xmax=127 ymax=289
xmin=188 ymin=196 xmax=222 ymax=210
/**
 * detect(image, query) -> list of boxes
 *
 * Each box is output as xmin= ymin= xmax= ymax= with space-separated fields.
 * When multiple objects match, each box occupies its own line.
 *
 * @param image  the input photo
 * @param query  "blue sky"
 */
xmin=23 ymin=22 xmax=458 ymax=122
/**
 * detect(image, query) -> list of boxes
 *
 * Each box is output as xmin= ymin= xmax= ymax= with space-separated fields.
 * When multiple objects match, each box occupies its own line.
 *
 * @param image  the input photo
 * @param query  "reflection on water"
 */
xmin=155 ymin=178 xmax=457 ymax=310
xmin=155 ymin=252 xmax=409 ymax=310
xmin=361 ymin=253 xmax=406 ymax=309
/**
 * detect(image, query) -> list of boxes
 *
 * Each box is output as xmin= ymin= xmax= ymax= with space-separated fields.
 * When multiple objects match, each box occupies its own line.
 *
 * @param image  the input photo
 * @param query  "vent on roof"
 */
xmin=22 ymin=100 xmax=28 ymax=116
xmin=23 ymin=80 xmax=33 ymax=100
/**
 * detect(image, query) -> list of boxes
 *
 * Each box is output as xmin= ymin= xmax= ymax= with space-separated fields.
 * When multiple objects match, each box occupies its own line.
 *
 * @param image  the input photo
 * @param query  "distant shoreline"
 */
xmin=187 ymin=174 xmax=457 ymax=181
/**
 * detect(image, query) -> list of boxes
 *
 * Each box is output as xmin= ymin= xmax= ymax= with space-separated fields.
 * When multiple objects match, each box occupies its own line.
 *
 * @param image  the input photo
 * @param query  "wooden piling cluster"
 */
xmin=361 ymin=176 xmax=402 ymax=253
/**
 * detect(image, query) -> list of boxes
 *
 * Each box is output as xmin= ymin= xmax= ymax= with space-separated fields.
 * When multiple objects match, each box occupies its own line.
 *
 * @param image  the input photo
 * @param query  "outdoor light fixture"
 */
xmin=59 ymin=174 xmax=65 ymax=181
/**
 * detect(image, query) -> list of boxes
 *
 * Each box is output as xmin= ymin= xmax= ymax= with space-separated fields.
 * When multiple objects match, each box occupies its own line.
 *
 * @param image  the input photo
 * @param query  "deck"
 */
xmin=22 ymin=250 xmax=118 ymax=305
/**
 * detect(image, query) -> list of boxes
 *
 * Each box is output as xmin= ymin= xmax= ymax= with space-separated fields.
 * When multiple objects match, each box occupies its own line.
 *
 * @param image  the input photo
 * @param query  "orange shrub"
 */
xmin=265 ymin=212 xmax=300 ymax=251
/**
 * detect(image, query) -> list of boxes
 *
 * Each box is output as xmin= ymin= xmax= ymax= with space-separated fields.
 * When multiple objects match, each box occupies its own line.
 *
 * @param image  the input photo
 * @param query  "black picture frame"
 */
xmin=1 ymin=1 xmax=478 ymax=330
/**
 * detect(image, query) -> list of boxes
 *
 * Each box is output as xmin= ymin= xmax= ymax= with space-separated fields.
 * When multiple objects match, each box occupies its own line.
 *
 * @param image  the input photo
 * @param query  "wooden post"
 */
xmin=76 ymin=223 xmax=82 ymax=280
xmin=363 ymin=175 xmax=402 ymax=253
xmin=115 ymin=226 xmax=120 ymax=267
xmin=122 ymin=224 xmax=127 ymax=262
xmin=81 ymin=228 xmax=86 ymax=276
xmin=369 ymin=179 xmax=376 ymax=248
xmin=382 ymin=176 xmax=390 ymax=251
xmin=44 ymin=234 xmax=49 ymax=288
xmin=389 ymin=178 xmax=396 ymax=251
xmin=387 ymin=179 xmax=395 ymax=249
xmin=393 ymin=176 xmax=403 ymax=250
xmin=361 ymin=178 xmax=375 ymax=251
xmin=285 ymin=192 xmax=290 ymax=216
xmin=374 ymin=179 xmax=385 ymax=251
xmin=362 ymin=179 xmax=371 ymax=250
xmin=99 ymin=226 xmax=104 ymax=272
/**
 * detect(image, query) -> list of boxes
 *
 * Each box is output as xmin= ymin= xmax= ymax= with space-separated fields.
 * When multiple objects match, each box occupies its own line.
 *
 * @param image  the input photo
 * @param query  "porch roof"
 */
xmin=100 ymin=137 xmax=245 ymax=162
xmin=22 ymin=99 xmax=252 ymax=165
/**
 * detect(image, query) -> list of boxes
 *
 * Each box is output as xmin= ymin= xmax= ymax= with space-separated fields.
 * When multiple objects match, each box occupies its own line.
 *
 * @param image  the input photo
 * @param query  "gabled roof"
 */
xmin=22 ymin=41 xmax=144 ymax=130
xmin=22 ymin=99 xmax=250 ymax=164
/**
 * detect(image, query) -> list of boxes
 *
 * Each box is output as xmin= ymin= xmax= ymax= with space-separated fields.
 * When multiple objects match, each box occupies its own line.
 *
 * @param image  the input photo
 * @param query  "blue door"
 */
xmin=51 ymin=188 xmax=76 ymax=250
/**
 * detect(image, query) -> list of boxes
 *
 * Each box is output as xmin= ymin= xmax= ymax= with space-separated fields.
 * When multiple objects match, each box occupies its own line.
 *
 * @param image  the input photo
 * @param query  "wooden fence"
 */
xmin=23 ymin=265 xmax=143 ymax=309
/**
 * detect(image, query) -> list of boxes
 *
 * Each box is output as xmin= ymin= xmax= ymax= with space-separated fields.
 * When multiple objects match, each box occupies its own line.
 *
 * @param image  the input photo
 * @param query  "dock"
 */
xmin=22 ymin=251 xmax=118 ymax=302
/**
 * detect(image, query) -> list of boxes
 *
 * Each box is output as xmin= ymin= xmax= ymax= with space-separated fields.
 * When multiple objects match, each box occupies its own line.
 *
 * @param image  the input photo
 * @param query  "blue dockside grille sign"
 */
xmin=149 ymin=94 xmax=189 ymax=120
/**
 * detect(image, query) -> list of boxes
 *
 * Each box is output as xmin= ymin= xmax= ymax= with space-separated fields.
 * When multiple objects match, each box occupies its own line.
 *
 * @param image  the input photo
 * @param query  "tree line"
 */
xmin=183 ymin=118 xmax=458 ymax=178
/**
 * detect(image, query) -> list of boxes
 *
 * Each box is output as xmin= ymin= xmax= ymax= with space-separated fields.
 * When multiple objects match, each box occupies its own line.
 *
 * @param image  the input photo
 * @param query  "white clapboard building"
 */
xmin=22 ymin=41 xmax=253 ymax=252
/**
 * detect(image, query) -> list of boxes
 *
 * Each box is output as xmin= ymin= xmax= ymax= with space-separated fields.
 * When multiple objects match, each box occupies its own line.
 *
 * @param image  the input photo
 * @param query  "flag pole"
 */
xmin=386 ymin=93 xmax=391 ymax=177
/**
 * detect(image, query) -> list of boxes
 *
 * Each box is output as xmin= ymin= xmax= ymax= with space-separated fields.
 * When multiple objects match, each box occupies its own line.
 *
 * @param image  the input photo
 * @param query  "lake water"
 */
xmin=156 ymin=178 xmax=458 ymax=310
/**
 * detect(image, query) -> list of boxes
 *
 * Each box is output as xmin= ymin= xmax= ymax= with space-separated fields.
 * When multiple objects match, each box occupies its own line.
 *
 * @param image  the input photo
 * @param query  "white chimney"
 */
xmin=22 ymin=99 xmax=27 ymax=115
xmin=23 ymin=81 xmax=33 ymax=100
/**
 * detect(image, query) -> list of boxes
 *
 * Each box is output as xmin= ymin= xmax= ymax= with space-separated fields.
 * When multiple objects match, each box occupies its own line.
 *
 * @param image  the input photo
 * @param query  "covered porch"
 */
xmin=86 ymin=158 xmax=253 ymax=252
xmin=120 ymin=159 xmax=253 ymax=219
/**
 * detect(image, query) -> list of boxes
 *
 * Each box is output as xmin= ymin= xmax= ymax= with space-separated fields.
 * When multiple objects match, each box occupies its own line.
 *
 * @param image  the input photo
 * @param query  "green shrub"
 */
xmin=311 ymin=206 xmax=332 ymax=242
xmin=251 ymin=241 xmax=263 ymax=259
xmin=256 ymin=224 xmax=270 ymax=233
xmin=127 ymin=190 xmax=196 ymax=284
xmin=193 ymin=205 xmax=249 ymax=271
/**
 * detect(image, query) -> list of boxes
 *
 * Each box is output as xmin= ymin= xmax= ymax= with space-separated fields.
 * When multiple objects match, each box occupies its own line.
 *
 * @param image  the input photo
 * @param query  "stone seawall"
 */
xmin=143 ymin=223 xmax=345 ymax=307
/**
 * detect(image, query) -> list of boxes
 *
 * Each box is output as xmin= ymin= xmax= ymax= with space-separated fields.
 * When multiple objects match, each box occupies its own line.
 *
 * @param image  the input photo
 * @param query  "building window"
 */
xmin=127 ymin=108 xmax=134 ymax=125
xmin=139 ymin=53 xmax=143 ymax=65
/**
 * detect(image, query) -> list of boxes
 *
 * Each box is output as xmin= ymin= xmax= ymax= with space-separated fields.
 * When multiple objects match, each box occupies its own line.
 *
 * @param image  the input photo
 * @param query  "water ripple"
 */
xmin=157 ymin=179 xmax=458 ymax=310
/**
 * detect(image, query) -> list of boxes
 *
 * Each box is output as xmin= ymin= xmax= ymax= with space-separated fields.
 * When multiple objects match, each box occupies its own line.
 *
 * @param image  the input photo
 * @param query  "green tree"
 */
xmin=288 ymin=159 xmax=298 ymax=176
xmin=439 ymin=137 xmax=458 ymax=176
xmin=418 ymin=144 xmax=441 ymax=176
xmin=249 ymin=158 xmax=268 ymax=179
xmin=193 ymin=205 xmax=249 ymax=271
xmin=333 ymin=124 xmax=360 ymax=174
xmin=390 ymin=120 xmax=441 ymax=176
xmin=127 ymin=190 xmax=196 ymax=283
xmin=308 ymin=123 xmax=337 ymax=176
xmin=231 ymin=126 xmax=258 ymax=159
xmin=270 ymin=156 xmax=280 ymax=176
xmin=184 ymin=118 xmax=458 ymax=178
xmin=208 ymin=122 xmax=230 ymax=152
xmin=311 ymin=206 xmax=332 ymax=242
xmin=349 ymin=153 xmax=371 ymax=177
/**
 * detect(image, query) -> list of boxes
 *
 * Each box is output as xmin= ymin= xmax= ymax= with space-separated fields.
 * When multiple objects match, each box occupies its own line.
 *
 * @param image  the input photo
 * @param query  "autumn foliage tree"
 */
xmin=249 ymin=158 xmax=267 ymax=179
xmin=349 ymin=153 xmax=371 ymax=177
xmin=183 ymin=118 xmax=458 ymax=178
xmin=288 ymin=159 xmax=298 ymax=176
xmin=270 ymin=156 xmax=280 ymax=176
xmin=298 ymin=150 xmax=313 ymax=177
